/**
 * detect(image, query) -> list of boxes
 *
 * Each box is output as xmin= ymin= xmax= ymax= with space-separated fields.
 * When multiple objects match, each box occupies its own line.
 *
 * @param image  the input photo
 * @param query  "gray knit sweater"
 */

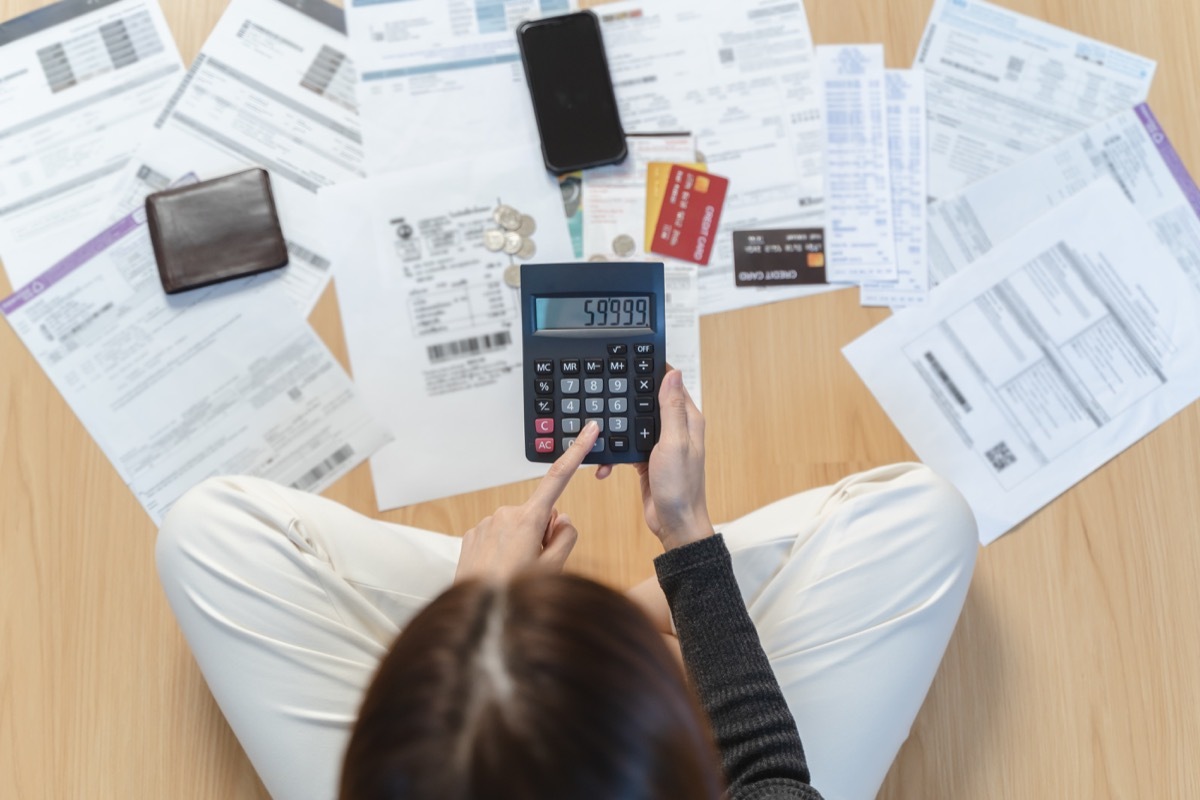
xmin=655 ymin=534 xmax=825 ymax=800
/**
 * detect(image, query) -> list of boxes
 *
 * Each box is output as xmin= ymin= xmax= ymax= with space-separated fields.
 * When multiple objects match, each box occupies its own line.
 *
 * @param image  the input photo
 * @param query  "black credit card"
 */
xmin=733 ymin=228 xmax=826 ymax=286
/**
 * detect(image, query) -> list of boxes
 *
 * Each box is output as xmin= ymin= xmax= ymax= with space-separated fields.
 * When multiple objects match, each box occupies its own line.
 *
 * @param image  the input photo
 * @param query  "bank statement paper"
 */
xmin=1 ymin=207 xmax=390 ymax=524
xmin=0 ymin=0 xmax=183 ymax=288
xmin=844 ymin=181 xmax=1200 ymax=544
xmin=916 ymin=0 xmax=1155 ymax=202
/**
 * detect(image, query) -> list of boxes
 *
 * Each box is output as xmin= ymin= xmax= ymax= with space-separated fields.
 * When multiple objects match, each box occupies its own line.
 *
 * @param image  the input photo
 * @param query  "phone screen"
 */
xmin=518 ymin=12 xmax=626 ymax=173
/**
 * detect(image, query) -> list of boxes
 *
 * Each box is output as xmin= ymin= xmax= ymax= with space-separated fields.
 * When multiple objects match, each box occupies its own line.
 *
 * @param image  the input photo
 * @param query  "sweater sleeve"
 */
xmin=654 ymin=534 xmax=824 ymax=800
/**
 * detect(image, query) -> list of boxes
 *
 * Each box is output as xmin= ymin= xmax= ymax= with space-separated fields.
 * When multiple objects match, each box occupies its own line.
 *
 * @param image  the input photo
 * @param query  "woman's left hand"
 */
xmin=455 ymin=420 xmax=600 ymax=582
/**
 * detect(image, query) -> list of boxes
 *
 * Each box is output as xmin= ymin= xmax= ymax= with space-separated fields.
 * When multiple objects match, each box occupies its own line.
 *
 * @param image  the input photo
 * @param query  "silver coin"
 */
xmin=612 ymin=234 xmax=636 ymax=257
xmin=502 ymin=231 xmax=523 ymax=255
xmin=503 ymin=263 xmax=521 ymax=288
xmin=495 ymin=205 xmax=521 ymax=231
xmin=483 ymin=228 xmax=506 ymax=252
xmin=516 ymin=214 xmax=537 ymax=237
xmin=517 ymin=237 xmax=537 ymax=260
xmin=587 ymin=254 xmax=609 ymax=262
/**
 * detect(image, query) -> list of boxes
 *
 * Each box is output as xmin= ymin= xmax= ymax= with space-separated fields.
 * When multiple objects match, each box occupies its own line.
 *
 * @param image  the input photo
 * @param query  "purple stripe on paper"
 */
xmin=1136 ymin=103 xmax=1200 ymax=221
xmin=1 ymin=211 xmax=143 ymax=317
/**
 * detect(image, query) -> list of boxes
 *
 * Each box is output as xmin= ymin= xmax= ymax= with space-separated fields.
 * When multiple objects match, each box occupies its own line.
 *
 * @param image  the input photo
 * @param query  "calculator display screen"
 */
xmin=534 ymin=296 xmax=653 ymax=331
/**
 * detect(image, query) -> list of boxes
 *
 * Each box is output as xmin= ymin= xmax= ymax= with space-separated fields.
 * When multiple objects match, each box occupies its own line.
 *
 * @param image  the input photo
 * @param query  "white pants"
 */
xmin=156 ymin=463 xmax=977 ymax=800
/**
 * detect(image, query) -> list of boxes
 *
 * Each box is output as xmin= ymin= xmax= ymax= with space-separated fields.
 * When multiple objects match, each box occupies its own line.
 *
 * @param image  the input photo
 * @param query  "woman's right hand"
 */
xmin=634 ymin=369 xmax=714 ymax=551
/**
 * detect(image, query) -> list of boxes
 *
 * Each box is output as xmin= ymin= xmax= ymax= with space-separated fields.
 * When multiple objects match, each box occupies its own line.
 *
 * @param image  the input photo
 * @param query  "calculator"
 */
xmin=521 ymin=262 xmax=666 ymax=464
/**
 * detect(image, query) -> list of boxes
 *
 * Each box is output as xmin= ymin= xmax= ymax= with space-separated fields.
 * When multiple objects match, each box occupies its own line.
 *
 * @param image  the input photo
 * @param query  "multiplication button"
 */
xmin=635 ymin=377 xmax=654 ymax=394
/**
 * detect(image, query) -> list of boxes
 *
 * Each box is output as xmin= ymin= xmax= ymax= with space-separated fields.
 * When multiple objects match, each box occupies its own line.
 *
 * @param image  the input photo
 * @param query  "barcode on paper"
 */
xmin=285 ymin=240 xmax=332 ymax=270
xmin=426 ymin=331 xmax=512 ymax=364
xmin=924 ymin=352 xmax=972 ymax=412
xmin=290 ymin=444 xmax=355 ymax=491
xmin=985 ymin=441 xmax=1017 ymax=473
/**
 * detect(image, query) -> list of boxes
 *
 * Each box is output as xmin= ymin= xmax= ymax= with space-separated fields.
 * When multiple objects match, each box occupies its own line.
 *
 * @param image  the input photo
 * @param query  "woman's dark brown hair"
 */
xmin=340 ymin=573 xmax=723 ymax=800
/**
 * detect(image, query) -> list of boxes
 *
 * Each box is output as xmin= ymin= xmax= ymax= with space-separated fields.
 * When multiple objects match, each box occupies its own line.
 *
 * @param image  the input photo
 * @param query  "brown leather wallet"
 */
xmin=145 ymin=168 xmax=289 ymax=294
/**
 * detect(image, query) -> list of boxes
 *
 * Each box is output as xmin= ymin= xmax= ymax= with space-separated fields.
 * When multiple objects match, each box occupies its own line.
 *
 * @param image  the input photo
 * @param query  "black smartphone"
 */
xmin=517 ymin=11 xmax=627 ymax=174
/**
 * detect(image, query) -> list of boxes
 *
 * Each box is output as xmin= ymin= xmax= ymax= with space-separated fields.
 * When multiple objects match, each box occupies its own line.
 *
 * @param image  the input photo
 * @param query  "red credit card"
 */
xmin=649 ymin=165 xmax=728 ymax=266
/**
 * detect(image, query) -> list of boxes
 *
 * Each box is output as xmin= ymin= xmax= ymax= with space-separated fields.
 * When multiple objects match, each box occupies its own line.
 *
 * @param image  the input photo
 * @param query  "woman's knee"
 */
xmin=155 ymin=476 xmax=273 ymax=588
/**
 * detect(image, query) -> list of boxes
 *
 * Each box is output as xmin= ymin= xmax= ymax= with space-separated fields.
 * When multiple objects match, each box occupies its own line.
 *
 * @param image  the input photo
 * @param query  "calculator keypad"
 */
xmin=531 ymin=344 xmax=658 ymax=455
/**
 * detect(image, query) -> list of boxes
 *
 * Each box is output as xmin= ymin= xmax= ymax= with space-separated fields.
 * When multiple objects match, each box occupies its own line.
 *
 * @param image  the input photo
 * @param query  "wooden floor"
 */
xmin=3 ymin=0 xmax=1199 ymax=797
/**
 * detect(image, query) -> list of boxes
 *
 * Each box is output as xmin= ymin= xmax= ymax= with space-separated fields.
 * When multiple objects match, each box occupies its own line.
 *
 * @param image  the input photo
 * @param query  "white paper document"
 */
xmin=819 ymin=44 xmax=896 ymax=284
xmin=928 ymin=104 xmax=1200 ymax=298
xmin=111 ymin=0 xmax=363 ymax=314
xmin=915 ymin=0 xmax=1156 ymax=201
xmin=323 ymin=146 xmax=574 ymax=509
xmin=597 ymin=0 xmax=833 ymax=315
xmin=1 ymin=208 xmax=391 ymax=525
xmin=580 ymin=134 xmax=703 ymax=404
xmin=0 ymin=0 xmax=183 ymax=288
xmin=844 ymin=182 xmax=1200 ymax=544
xmin=346 ymin=0 xmax=566 ymax=173
xmin=861 ymin=69 xmax=928 ymax=308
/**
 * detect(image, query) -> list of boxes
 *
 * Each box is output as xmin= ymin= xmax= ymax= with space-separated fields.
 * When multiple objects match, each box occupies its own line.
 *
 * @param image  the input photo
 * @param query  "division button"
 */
xmin=534 ymin=359 xmax=554 ymax=375
xmin=534 ymin=417 xmax=555 ymax=434
xmin=535 ymin=437 xmax=555 ymax=454
xmin=607 ymin=343 xmax=628 ymax=355
xmin=634 ymin=357 xmax=654 ymax=374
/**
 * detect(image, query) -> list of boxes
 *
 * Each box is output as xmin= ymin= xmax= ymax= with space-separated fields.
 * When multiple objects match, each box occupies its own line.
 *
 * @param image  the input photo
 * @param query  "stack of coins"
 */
xmin=484 ymin=203 xmax=539 ymax=287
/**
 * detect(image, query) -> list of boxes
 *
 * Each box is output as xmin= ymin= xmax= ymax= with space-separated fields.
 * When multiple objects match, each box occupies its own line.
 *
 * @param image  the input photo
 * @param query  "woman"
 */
xmin=157 ymin=370 xmax=977 ymax=799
